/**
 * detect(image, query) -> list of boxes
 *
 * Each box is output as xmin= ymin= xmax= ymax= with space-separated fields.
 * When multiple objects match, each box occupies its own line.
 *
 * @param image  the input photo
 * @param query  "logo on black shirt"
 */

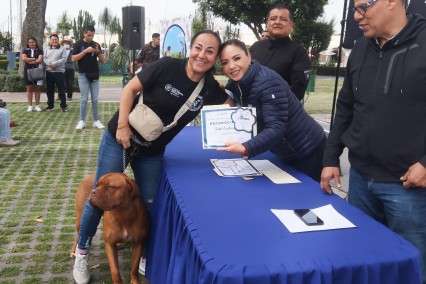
xmin=165 ymin=84 xmax=184 ymax=98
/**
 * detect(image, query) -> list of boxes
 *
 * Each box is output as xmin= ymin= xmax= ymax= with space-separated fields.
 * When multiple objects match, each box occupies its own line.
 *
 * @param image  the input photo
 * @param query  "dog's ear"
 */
xmin=125 ymin=176 xmax=140 ymax=199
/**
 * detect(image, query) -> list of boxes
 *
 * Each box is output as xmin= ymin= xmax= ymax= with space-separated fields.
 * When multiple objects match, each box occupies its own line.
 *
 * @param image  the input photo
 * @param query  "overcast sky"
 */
xmin=1 ymin=0 xmax=345 ymax=36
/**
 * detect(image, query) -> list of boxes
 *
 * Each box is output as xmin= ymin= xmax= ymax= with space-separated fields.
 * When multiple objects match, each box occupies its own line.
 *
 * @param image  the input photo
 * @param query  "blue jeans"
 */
xmin=77 ymin=73 xmax=100 ymax=121
xmin=0 ymin=108 xmax=10 ymax=141
xmin=77 ymin=130 xmax=163 ymax=250
xmin=349 ymin=167 xmax=426 ymax=281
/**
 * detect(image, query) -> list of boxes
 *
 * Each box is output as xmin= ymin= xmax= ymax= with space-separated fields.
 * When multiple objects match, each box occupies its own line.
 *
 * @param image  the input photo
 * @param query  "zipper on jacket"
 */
xmin=366 ymin=45 xmax=384 ymax=179
xmin=235 ymin=84 xmax=243 ymax=106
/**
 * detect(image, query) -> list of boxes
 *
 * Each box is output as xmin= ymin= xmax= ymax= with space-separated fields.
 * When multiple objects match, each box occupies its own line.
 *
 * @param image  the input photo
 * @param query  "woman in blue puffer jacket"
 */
xmin=218 ymin=39 xmax=326 ymax=182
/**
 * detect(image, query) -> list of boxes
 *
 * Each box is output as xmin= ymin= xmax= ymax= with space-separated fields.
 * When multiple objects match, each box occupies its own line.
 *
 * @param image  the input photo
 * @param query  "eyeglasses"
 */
xmin=352 ymin=0 xmax=378 ymax=15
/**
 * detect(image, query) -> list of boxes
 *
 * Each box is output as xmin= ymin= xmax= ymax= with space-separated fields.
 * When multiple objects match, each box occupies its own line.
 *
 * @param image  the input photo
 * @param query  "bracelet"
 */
xmin=117 ymin=125 xmax=129 ymax=130
xmin=242 ymin=147 xmax=248 ymax=157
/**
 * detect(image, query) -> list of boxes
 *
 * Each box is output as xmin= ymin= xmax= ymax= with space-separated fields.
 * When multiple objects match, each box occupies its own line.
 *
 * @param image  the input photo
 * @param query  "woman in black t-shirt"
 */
xmin=72 ymin=29 xmax=233 ymax=284
xmin=21 ymin=37 xmax=43 ymax=112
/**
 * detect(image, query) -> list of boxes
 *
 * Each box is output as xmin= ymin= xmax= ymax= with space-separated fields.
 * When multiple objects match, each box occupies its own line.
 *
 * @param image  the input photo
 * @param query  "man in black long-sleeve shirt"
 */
xmin=250 ymin=3 xmax=311 ymax=101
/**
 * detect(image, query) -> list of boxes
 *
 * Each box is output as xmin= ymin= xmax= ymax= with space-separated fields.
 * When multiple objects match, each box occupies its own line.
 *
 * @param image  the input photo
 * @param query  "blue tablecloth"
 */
xmin=146 ymin=126 xmax=421 ymax=284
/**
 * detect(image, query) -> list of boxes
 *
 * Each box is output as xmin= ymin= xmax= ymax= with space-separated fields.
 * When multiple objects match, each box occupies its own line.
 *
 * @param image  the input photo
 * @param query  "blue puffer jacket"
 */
xmin=225 ymin=60 xmax=325 ymax=161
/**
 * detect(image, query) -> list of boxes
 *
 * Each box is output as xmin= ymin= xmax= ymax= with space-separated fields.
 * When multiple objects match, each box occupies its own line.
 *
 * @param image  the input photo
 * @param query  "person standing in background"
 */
xmin=21 ymin=37 xmax=43 ymax=112
xmin=43 ymin=34 xmax=67 ymax=112
xmin=164 ymin=46 xmax=172 ymax=57
xmin=61 ymin=36 xmax=75 ymax=101
xmin=260 ymin=30 xmax=270 ymax=40
xmin=250 ymin=3 xmax=311 ymax=101
xmin=138 ymin=32 xmax=160 ymax=69
xmin=72 ymin=25 xmax=106 ymax=130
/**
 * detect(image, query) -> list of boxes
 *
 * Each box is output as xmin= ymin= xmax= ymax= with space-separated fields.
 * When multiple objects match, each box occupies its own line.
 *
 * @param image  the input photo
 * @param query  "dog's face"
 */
xmin=89 ymin=173 xmax=140 ymax=211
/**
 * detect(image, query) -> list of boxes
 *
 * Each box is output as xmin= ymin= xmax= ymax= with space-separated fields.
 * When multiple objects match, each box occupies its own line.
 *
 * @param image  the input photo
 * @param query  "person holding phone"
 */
xmin=72 ymin=25 xmax=106 ymax=130
xmin=218 ymin=39 xmax=325 ymax=182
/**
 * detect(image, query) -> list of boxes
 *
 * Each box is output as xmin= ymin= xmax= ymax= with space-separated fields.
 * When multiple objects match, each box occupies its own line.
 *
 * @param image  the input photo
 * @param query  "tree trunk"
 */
xmin=19 ymin=0 xmax=47 ymax=74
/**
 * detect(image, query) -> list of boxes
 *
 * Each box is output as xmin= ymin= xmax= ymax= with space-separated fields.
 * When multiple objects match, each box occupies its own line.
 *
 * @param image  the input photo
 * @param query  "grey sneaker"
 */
xmin=73 ymin=252 xmax=90 ymax=284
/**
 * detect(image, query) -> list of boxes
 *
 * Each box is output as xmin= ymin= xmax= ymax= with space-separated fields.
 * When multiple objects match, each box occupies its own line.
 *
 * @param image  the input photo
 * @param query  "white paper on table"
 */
xmin=271 ymin=204 xmax=356 ymax=233
xmin=211 ymin=158 xmax=262 ymax=177
xmin=249 ymin=160 xmax=300 ymax=184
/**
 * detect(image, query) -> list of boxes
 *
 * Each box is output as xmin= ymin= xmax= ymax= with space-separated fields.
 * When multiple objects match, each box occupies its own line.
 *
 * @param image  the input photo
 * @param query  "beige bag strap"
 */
xmin=137 ymin=76 xmax=205 ymax=132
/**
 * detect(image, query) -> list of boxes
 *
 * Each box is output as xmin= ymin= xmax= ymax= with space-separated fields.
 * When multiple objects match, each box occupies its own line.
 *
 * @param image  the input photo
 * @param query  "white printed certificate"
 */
xmin=201 ymin=105 xmax=257 ymax=149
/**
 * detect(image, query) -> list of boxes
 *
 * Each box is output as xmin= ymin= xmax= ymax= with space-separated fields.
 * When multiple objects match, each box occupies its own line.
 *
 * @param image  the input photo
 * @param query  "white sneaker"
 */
xmin=27 ymin=106 xmax=33 ymax=112
xmin=34 ymin=105 xmax=42 ymax=112
xmin=93 ymin=120 xmax=105 ymax=129
xmin=73 ymin=252 xmax=90 ymax=284
xmin=76 ymin=120 xmax=85 ymax=130
xmin=138 ymin=257 xmax=146 ymax=275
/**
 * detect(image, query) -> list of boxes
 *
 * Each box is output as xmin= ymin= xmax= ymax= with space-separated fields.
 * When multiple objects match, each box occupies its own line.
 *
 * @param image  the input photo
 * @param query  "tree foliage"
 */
xmin=223 ymin=24 xmax=240 ymax=42
xmin=108 ymin=44 xmax=130 ymax=73
xmin=98 ymin=8 xmax=122 ymax=58
xmin=0 ymin=31 xmax=13 ymax=53
xmin=109 ymin=17 xmax=122 ymax=49
xmin=72 ymin=10 xmax=96 ymax=41
xmin=193 ymin=0 xmax=328 ymax=40
xmin=292 ymin=19 xmax=334 ymax=58
xmin=56 ymin=11 xmax=73 ymax=37
xmin=192 ymin=1 xmax=214 ymax=34
xmin=98 ymin=8 xmax=112 ymax=52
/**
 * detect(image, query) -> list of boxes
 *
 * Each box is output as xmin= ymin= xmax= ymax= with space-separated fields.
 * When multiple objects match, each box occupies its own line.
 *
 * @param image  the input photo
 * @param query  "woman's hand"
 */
xmin=217 ymin=142 xmax=246 ymax=155
xmin=116 ymin=126 xmax=133 ymax=149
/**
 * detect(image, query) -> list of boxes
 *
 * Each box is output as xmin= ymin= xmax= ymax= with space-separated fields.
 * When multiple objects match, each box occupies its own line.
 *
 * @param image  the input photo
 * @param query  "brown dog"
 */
xmin=71 ymin=173 xmax=149 ymax=284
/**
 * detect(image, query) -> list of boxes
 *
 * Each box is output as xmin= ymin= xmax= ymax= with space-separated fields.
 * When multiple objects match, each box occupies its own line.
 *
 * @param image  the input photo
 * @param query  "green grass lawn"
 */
xmin=0 ymin=102 xmax=147 ymax=284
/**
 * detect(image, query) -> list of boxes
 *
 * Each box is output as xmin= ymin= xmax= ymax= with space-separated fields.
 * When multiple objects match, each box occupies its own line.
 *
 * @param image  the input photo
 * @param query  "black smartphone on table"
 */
xmin=294 ymin=209 xmax=324 ymax=226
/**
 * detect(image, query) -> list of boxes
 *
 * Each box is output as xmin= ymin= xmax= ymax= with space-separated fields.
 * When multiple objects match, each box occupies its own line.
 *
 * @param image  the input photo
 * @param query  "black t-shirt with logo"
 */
xmin=108 ymin=57 xmax=228 ymax=155
xmin=72 ymin=40 xmax=100 ymax=73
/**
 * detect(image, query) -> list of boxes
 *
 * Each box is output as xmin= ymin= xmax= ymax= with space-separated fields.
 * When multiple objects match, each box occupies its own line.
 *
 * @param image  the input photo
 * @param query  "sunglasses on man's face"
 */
xmin=352 ymin=0 xmax=378 ymax=15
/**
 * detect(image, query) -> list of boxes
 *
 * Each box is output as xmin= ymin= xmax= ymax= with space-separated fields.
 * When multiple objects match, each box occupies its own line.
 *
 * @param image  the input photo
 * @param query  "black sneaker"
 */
xmin=43 ymin=107 xmax=54 ymax=112
xmin=61 ymin=108 xmax=68 ymax=112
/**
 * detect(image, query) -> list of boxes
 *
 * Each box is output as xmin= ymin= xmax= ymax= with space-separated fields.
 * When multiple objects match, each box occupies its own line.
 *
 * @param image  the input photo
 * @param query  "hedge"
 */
xmin=313 ymin=65 xmax=346 ymax=77
xmin=0 ymin=71 xmax=80 ymax=92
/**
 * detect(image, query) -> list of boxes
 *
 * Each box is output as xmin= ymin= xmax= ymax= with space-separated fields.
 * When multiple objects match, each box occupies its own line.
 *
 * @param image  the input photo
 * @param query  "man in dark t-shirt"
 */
xmin=138 ymin=33 xmax=160 ymax=69
xmin=72 ymin=25 xmax=106 ymax=130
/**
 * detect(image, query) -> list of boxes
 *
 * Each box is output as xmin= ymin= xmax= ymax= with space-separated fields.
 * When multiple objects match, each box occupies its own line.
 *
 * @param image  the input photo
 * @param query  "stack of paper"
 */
xmin=211 ymin=158 xmax=300 ymax=184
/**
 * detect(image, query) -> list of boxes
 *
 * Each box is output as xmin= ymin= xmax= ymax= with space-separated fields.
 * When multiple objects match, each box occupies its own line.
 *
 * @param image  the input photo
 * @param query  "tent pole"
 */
xmin=330 ymin=0 xmax=349 ymax=131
